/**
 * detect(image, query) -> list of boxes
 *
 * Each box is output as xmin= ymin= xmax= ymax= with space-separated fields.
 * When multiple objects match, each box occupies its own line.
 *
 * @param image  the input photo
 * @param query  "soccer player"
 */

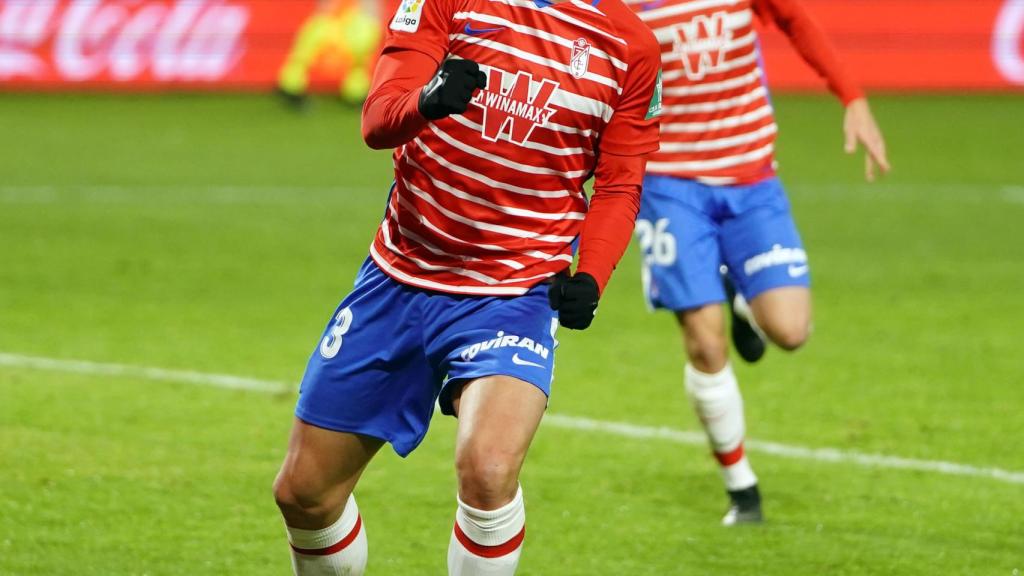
xmin=627 ymin=0 xmax=889 ymax=524
xmin=276 ymin=0 xmax=383 ymax=107
xmin=271 ymin=0 xmax=662 ymax=572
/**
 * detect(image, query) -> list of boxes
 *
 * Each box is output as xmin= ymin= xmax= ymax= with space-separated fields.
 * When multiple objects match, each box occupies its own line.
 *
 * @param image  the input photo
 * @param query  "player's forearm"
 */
xmin=575 ymin=153 xmax=645 ymax=294
xmin=766 ymin=0 xmax=863 ymax=105
xmin=360 ymin=50 xmax=434 ymax=150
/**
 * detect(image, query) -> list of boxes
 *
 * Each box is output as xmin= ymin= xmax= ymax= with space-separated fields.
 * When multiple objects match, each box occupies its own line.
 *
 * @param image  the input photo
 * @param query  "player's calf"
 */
xmin=448 ymin=486 xmax=527 ymax=576
xmin=447 ymin=376 xmax=545 ymax=575
xmin=273 ymin=421 xmax=382 ymax=575
xmin=274 ymin=475 xmax=369 ymax=576
xmin=284 ymin=494 xmax=368 ymax=576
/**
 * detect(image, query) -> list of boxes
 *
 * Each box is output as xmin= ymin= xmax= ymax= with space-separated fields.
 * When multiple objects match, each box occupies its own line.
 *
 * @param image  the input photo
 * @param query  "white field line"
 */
xmin=2 ymin=183 xmax=1024 ymax=205
xmin=1002 ymin=185 xmax=1024 ymax=205
xmin=0 ymin=185 xmax=376 ymax=204
xmin=0 ymin=353 xmax=288 ymax=394
xmin=2 ymin=351 xmax=1023 ymax=486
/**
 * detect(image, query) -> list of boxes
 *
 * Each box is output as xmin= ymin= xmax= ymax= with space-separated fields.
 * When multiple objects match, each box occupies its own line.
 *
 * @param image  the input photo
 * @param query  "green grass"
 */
xmin=1 ymin=93 xmax=1023 ymax=575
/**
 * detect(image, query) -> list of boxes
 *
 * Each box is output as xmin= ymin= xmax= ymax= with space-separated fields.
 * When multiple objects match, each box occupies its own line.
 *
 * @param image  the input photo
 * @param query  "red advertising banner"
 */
xmin=759 ymin=0 xmax=1024 ymax=90
xmin=0 ymin=0 xmax=1022 ymax=91
xmin=0 ymin=0 xmax=313 ymax=89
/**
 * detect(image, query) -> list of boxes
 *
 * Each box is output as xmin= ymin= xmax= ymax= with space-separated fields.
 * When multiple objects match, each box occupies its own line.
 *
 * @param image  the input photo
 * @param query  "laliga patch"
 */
xmin=569 ymin=38 xmax=591 ymax=79
xmin=646 ymin=69 xmax=663 ymax=119
xmin=391 ymin=0 xmax=426 ymax=32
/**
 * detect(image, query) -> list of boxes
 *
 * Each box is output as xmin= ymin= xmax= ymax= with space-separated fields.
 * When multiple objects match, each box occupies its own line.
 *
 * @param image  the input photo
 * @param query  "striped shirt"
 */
xmin=371 ymin=0 xmax=662 ymax=295
xmin=629 ymin=0 xmax=862 ymax=185
xmin=630 ymin=0 xmax=775 ymax=184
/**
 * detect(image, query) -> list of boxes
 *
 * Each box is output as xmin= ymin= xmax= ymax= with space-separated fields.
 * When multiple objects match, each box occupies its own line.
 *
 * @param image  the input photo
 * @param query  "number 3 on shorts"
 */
xmin=635 ymin=218 xmax=677 ymax=267
xmin=320 ymin=306 xmax=353 ymax=359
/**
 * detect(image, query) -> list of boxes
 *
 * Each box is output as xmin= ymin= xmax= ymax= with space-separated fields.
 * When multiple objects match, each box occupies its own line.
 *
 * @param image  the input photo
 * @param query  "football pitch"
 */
xmin=1 ymin=93 xmax=1022 ymax=575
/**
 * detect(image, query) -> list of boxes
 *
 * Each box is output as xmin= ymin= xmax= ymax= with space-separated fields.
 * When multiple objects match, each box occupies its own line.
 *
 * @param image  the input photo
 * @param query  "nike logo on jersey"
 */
xmin=464 ymin=23 xmax=505 ymax=35
xmin=512 ymin=353 xmax=545 ymax=368
xmin=788 ymin=264 xmax=810 ymax=278
xmin=640 ymin=0 xmax=665 ymax=10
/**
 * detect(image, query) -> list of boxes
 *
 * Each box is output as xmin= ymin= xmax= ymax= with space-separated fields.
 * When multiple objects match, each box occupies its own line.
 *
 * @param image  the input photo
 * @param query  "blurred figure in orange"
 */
xmin=277 ymin=0 xmax=383 ymax=108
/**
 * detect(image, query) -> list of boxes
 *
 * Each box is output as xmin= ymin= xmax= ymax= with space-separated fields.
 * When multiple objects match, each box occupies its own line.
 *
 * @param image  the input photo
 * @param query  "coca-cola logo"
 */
xmin=993 ymin=0 xmax=1024 ymax=84
xmin=0 ymin=0 xmax=250 ymax=82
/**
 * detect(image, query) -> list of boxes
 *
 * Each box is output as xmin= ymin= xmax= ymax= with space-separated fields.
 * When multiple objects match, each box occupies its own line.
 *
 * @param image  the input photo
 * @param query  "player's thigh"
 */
xmin=424 ymin=284 xmax=555 ymax=507
xmin=720 ymin=178 xmax=810 ymax=303
xmin=637 ymin=174 xmax=727 ymax=311
xmin=450 ymin=375 xmax=548 ymax=508
xmin=274 ymin=418 xmax=384 ymax=524
xmin=749 ymin=286 xmax=812 ymax=350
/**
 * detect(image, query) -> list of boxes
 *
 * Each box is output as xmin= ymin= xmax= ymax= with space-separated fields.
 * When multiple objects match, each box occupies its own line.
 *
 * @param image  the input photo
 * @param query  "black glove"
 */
xmin=418 ymin=59 xmax=487 ymax=120
xmin=548 ymin=272 xmax=600 ymax=330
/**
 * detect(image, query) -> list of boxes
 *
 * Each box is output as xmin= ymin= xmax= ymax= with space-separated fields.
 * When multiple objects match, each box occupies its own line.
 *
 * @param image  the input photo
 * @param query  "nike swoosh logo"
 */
xmin=640 ymin=0 xmax=665 ymax=10
xmin=788 ymin=264 xmax=809 ymax=278
xmin=511 ymin=353 xmax=544 ymax=369
xmin=464 ymin=23 xmax=505 ymax=36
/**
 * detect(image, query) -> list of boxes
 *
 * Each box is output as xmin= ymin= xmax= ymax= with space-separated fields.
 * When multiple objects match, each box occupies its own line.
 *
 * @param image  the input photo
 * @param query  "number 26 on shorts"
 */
xmin=320 ymin=306 xmax=353 ymax=359
xmin=635 ymin=218 xmax=677 ymax=267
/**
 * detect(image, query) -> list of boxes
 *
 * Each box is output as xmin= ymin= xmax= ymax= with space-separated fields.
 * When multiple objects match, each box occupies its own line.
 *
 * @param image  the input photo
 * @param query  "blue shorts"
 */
xmin=636 ymin=174 xmax=809 ymax=311
xmin=295 ymin=259 xmax=559 ymax=457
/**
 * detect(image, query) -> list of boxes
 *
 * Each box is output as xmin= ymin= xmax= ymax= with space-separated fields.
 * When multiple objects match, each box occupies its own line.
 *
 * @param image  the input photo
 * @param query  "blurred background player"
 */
xmin=276 ymin=0 xmax=389 ymax=107
xmin=628 ymin=0 xmax=890 ymax=524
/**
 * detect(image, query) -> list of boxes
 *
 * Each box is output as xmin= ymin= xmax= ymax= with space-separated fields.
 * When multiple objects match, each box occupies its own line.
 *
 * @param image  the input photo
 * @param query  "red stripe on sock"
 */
xmin=715 ymin=443 xmax=745 ymax=466
xmin=453 ymin=522 xmax=526 ymax=559
xmin=290 ymin=515 xmax=362 ymax=556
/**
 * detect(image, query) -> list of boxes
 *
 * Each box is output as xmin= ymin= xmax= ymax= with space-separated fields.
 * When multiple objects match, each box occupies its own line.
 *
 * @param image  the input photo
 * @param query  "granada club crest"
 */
xmin=570 ymin=38 xmax=591 ymax=79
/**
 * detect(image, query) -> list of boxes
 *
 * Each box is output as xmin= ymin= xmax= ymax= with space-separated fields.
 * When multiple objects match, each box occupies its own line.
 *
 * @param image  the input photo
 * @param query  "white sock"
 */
xmin=286 ymin=494 xmax=368 ymax=576
xmin=685 ymin=363 xmax=758 ymax=491
xmin=448 ymin=486 xmax=526 ymax=576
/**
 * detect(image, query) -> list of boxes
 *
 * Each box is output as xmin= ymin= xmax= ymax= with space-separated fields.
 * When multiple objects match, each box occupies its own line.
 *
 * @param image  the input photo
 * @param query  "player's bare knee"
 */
xmin=768 ymin=321 xmax=809 ymax=351
xmin=678 ymin=308 xmax=729 ymax=372
xmin=455 ymin=452 xmax=519 ymax=509
xmin=273 ymin=469 xmax=347 ymax=526
xmin=685 ymin=334 xmax=729 ymax=372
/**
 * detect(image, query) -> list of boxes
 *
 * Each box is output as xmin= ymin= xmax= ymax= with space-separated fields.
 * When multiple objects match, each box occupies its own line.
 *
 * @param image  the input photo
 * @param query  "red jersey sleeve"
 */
xmin=361 ymin=0 xmax=459 ymax=149
xmin=383 ymin=0 xmax=457 ymax=64
xmin=575 ymin=152 xmax=646 ymax=293
xmin=597 ymin=26 xmax=662 ymax=157
xmin=754 ymin=0 xmax=864 ymax=105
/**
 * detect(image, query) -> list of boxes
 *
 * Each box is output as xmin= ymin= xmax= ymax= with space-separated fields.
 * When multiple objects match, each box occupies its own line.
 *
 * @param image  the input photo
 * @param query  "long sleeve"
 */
xmin=575 ymin=152 xmax=646 ymax=294
xmin=360 ymin=49 xmax=437 ymax=150
xmin=755 ymin=0 xmax=863 ymax=105
xmin=574 ymin=21 xmax=660 ymax=294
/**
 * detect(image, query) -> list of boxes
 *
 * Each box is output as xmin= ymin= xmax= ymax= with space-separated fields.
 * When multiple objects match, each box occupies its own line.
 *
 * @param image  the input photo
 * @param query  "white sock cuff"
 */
xmin=455 ymin=486 xmax=525 ymax=547
xmin=287 ymin=494 xmax=361 ymax=551
xmin=685 ymin=362 xmax=736 ymax=391
xmin=721 ymin=456 xmax=758 ymax=491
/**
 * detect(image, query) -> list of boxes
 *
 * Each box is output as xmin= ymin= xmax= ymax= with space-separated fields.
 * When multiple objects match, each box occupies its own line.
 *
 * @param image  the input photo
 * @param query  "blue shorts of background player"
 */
xmin=295 ymin=258 xmax=559 ymax=457
xmin=636 ymin=174 xmax=810 ymax=312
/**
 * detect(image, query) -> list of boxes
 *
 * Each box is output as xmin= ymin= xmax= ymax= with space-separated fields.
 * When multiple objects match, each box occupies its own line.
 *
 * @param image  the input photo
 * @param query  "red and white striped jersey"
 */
xmin=370 ymin=0 xmax=662 ymax=295
xmin=630 ymin=0 xmax=777 ymax=185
